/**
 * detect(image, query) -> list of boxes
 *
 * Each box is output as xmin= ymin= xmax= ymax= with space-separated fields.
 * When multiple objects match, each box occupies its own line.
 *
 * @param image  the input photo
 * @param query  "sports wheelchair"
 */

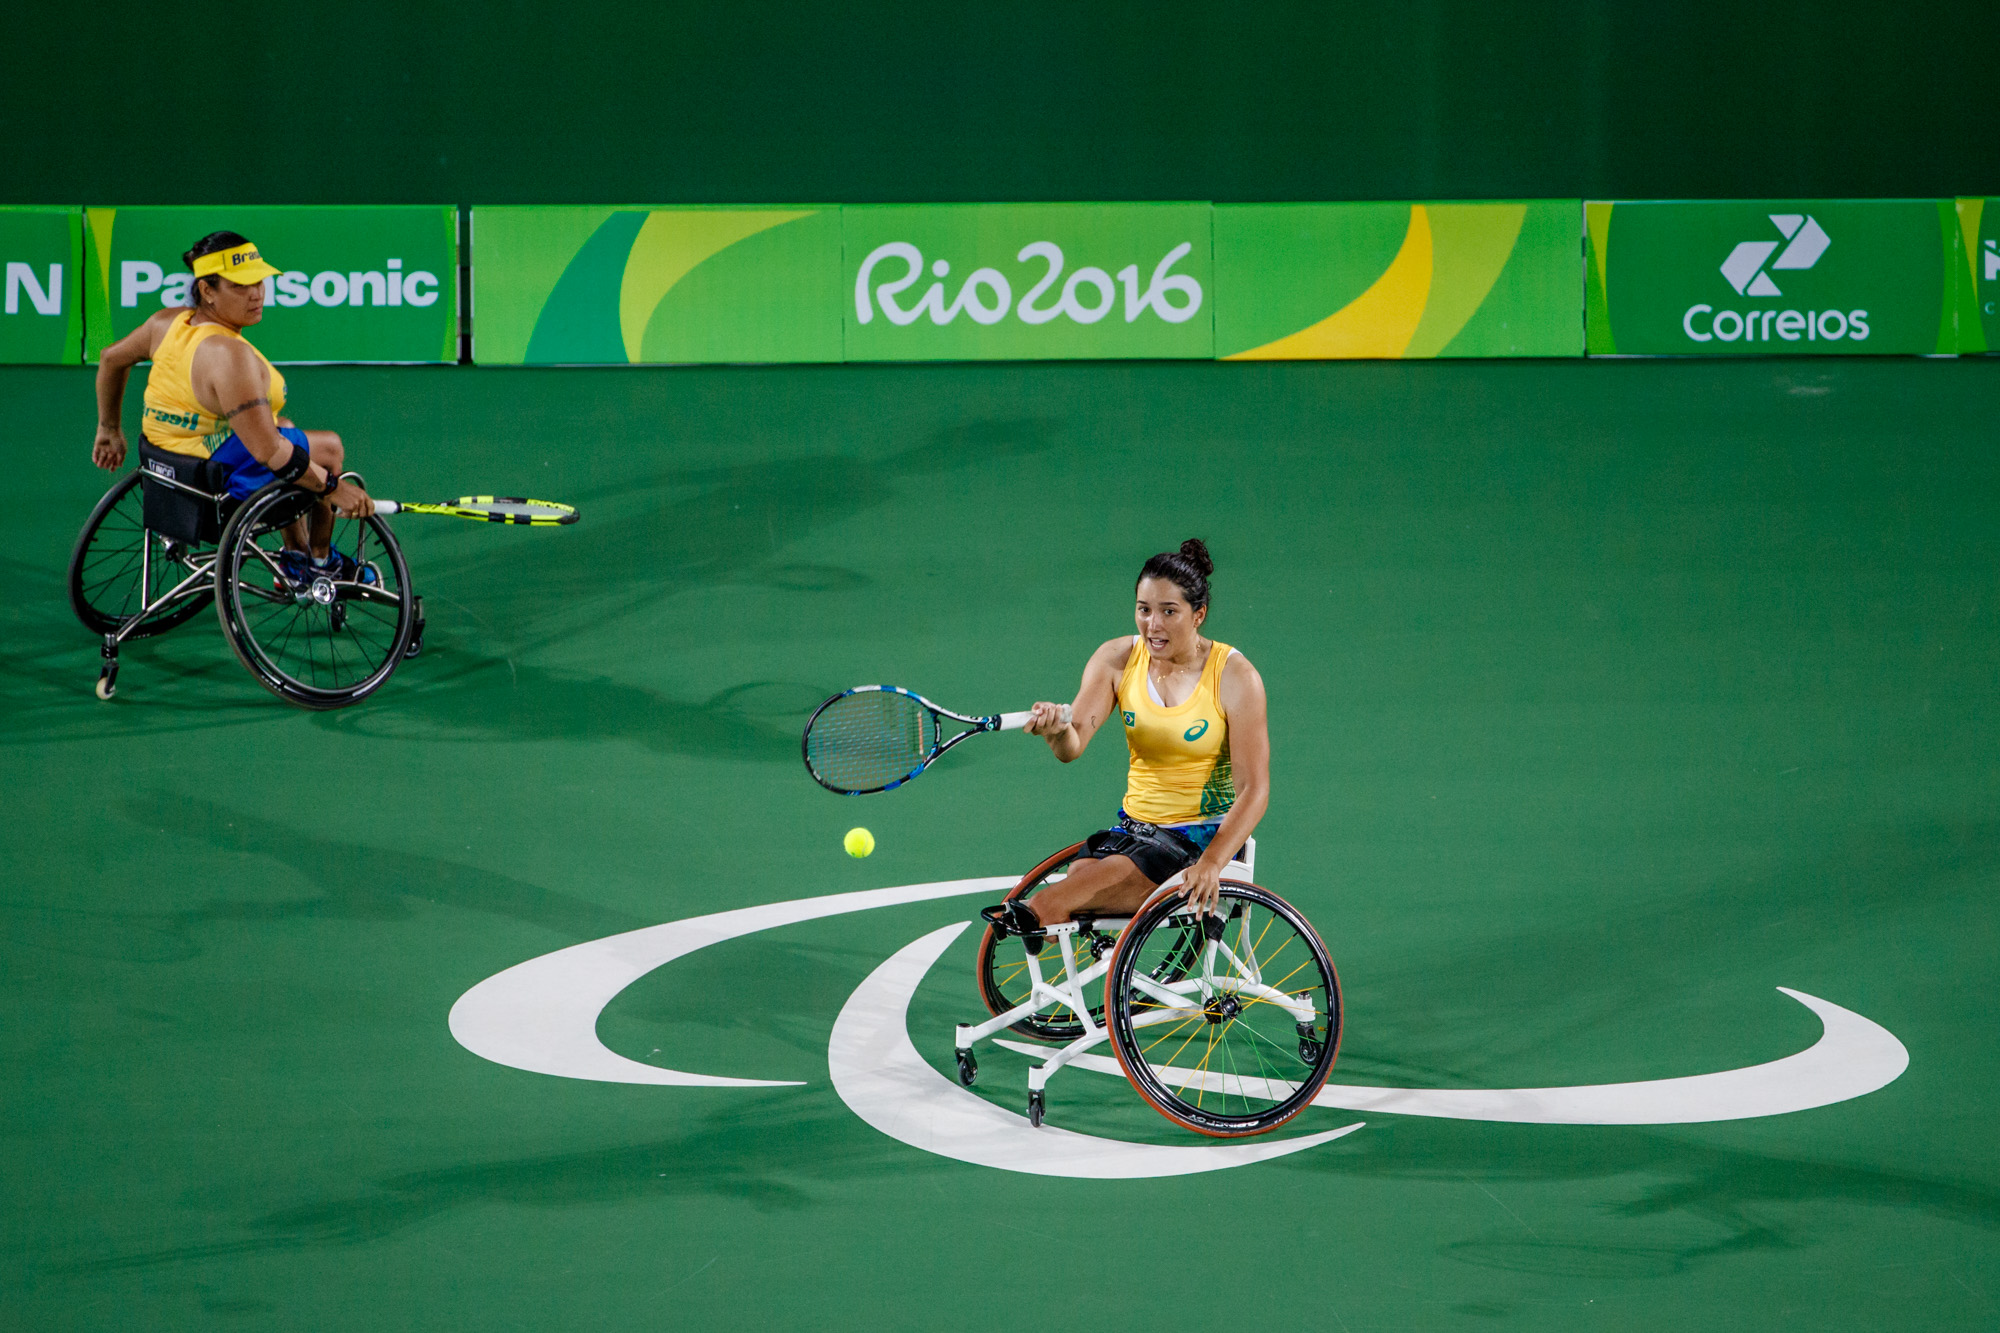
xmin=68 ymin=441 xmax=424 ymax=709
xmin=955 ymin=837 xmax=1344 ymax=1137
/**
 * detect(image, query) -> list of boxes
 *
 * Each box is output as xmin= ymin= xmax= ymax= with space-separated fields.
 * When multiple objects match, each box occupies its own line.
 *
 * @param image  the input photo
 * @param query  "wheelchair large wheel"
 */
xmin=213 ymin=485 xmax=416 ymax=709
xmin=68 ymin=473 xmax=213 ymax=638
xmin=1104 ymin=881 xmax=1341 ymax=1138
xmin=975 ymin=842 xmax=1111 ymax=1043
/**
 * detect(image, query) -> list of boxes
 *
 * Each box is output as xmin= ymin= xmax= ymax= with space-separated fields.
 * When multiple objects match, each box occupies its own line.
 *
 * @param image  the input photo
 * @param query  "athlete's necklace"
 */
xmin=1150 ymin=636 xmax=1209 ymax=681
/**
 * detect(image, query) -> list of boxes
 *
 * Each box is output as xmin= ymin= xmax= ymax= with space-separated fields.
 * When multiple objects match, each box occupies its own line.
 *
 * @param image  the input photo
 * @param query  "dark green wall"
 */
xmin=5 ymin=1 xmax=1992 ymax=205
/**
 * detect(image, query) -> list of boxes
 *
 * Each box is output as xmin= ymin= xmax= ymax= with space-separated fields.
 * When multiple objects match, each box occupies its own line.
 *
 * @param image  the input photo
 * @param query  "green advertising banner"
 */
xmin=1585 ymin=199 xmax=1956 ymax=356
xmin=1954 ymin=198 xmax=1997 ymax=354
xmin=471 ymin=206 xmax=842 ymax=365
xmin=84 ymin=206 xmax=458 ymax=364
xmin=842 ymin=204 xmax=1213 ymax=361
xmin=1214 ymin=201 xmax=1581 ymax=359
xmin=0 ymin=207 xmax=83 ymax=364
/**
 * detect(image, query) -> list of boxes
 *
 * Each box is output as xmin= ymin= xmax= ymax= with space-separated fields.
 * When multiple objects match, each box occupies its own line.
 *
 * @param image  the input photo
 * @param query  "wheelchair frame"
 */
xmin=954 ymin=838 xmax=1333 ymax=1130
xmin=72 ymin=459 xmax=424 ymax=708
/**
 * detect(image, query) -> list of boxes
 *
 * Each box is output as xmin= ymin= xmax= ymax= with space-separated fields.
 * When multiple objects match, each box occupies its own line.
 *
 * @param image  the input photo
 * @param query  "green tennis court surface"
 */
xmin=4 ymin=357 xmax=1996 ymax=1329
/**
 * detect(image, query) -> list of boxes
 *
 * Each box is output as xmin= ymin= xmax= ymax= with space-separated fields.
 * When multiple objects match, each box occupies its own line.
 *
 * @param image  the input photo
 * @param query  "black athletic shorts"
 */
xmin=1082 ymin=813 xmax=1224 ymax=885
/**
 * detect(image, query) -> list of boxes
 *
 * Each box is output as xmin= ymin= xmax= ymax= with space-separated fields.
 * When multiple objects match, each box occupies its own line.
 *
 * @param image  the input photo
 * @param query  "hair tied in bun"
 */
xmin=1137 ymin=538 xmax=1214 ymax=610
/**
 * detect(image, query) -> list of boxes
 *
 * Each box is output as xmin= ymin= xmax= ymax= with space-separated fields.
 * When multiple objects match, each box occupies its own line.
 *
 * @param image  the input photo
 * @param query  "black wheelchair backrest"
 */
xmin=137 ymin=440 xmax=232 ymax=545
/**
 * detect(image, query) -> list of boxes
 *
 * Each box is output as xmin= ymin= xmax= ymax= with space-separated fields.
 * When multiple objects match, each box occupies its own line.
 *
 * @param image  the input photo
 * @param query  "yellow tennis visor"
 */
xmin=191 ymin=242 xmax=281 ymax=286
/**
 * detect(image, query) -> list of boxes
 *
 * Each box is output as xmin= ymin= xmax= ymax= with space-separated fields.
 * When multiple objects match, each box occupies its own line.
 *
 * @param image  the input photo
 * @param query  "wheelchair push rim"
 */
xmin=214 ymin=484 xmax=416 ymax=710
xmin=976 ymin=841 xmax=1113 ymax=1043
xmin=68 ymin=472 xmax=214 ymax=639
xmin=1104 ymin=881 xmax=1342 ymax=1138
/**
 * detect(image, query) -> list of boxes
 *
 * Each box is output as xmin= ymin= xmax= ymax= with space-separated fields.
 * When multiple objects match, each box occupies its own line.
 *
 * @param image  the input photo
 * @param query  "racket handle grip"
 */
xmin=373 ymin=500 xmax=401 ymax=515
xmin=997 ymin=705 xmax=1072 ymax=732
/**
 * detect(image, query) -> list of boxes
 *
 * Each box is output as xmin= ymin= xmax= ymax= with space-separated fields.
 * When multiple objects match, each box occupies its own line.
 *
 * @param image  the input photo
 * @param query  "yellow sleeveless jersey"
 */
xmin=141 ymin=311 xmax=286 ymax=458
xmin=1116 ymin=638 xmax=1235 ymax=825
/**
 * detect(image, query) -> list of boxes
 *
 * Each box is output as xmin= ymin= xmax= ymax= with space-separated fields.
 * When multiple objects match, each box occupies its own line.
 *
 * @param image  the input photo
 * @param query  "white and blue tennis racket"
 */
xmin=801 ymin=686 xmax=1068 ymax=794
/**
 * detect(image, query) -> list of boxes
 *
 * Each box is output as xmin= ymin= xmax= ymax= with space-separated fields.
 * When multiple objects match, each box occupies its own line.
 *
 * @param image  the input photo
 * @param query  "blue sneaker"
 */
xmin=310 ymin=548 xmax=381 ymax=586
xmin=274 ymin=549 xmax=316 ymax=588
xmin=275 ymin=548 xmax=380 ymax=588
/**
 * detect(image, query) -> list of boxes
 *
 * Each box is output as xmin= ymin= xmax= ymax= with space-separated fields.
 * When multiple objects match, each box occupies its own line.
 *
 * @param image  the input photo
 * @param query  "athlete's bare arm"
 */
xmin=191 ymin=337 xmax=372 ymax=517
xmin=91 ymin=309 xmax=178 ymax=471
xmin=1178 ymin=651 xmax=1270 ymax=912
xmin=1024 ymin=636 xmax=1135 ymax=761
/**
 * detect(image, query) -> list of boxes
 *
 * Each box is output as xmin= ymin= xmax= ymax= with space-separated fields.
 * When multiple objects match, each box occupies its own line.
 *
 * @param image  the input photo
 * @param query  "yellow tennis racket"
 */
xmin=371 ymin=496 xmax=579 ymax=526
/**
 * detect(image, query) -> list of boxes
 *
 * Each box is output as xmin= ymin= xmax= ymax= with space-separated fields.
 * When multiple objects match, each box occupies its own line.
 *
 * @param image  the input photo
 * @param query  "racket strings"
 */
xmin=457 ymin=498 xmax=571 ymax=520
xmin=805 ymin=691 xmax=935 ymax=791
xmin=433 ymin=497 xmax=576 ymax=523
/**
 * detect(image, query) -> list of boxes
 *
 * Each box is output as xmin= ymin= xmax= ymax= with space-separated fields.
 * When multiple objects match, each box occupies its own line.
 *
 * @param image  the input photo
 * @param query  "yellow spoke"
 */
xmin=1247 ymin=912 xmax=1276 ymax=959
xmin=1239 ymin=957 xmax=1318 ymax=1007
xmin=1159 ymin=1019 xmax=1207 ymax=1070
xmin=1140 ymin=1014 xmax=1201 ymax=1056
xmin=1195 ymin=1025 xmax=1221 ymax=1108
xmin=1253 ymin=935 xmax=1295 ymax=974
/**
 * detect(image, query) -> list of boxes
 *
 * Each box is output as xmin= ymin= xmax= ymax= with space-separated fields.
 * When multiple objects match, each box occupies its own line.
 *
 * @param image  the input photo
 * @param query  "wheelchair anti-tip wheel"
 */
xmin=68 ymin=472 xmax=213 ymax=639
xmin=214 ymin=484 xmax=416 ymax=709
xmin=1105 ymin=881 xmax=1341 ymax=1137
xmin=975 ymin=841 xmax=1115 ymax=1043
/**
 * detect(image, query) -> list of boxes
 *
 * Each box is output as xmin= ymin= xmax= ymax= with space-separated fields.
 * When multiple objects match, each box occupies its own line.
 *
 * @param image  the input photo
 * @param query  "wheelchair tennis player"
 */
xmin=90 ymin=230 xmax=377 ymax=584
xmin=988 ymin=538 xmax=1271 ymax=950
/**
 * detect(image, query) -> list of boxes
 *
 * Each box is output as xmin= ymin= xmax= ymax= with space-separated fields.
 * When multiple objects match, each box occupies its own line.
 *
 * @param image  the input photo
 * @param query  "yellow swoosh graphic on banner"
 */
xmin=1586 ymin=201 xmax=1613 ymax=292
xmin=1404 ymin=204 xmax=1527 ymax=358
xmin=1960 ymin=198 xmax=1984 ymax=287
xmin=1228 ymin=205 xmax=1433 ymax=359
xmin=619 ymin=210 xmax=813 ymax=362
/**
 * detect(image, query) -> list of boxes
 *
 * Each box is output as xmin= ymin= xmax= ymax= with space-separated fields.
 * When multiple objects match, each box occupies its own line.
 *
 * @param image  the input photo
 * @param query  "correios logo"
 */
xmin=120 ymin=259 xmax=440 ymax=310
xmin=856 ymin=241 xmax=1201 ymax=328
xmin=1720 ymin=214 xmax=1829 ymax=297
xmin=1683 ymin=212 xmax=1866 ymax=346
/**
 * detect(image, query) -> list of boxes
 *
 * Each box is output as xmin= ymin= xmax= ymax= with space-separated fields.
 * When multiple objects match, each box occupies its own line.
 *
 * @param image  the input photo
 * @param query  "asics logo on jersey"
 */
xmin=1183 ymin=720 xmax=1209 ymax=741
xmin=1720 ymin=214 xmax=1830 ymax=297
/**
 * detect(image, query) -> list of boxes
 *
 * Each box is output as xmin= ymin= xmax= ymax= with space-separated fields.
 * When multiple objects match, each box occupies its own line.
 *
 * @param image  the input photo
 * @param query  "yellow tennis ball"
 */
xmin=843 ymin=827 xmax=875 ymax=858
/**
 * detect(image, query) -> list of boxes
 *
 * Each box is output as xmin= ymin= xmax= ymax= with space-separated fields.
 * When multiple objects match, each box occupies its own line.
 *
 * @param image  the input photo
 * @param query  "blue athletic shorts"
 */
xmin=211 ymin=427 xmax=310 ymax=500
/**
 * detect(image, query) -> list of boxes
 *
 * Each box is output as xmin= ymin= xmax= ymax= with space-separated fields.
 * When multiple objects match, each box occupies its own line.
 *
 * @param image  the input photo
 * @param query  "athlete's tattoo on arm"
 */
xmin=224 ymin=396 xmax=270 ymax=418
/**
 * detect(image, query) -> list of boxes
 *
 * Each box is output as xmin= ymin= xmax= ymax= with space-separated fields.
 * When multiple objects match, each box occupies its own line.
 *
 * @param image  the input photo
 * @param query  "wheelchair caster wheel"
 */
xmin=95 ymin=669 xmax=117 ymax=700
xmin=404 ymin=597 xmax=425 ymax=659
xmin=329 ymin=601 xmax=347 ymax=632
xmin=1297 ymin=1020 xmax=1324 ymax=1065
xmin=955 ymin=1049 xmax=977 ymax=1087
xmin=1027 ymin=1090 xmax=1045 ymax=1128
xmin=96 ymin=637 xmax=118 ymax=699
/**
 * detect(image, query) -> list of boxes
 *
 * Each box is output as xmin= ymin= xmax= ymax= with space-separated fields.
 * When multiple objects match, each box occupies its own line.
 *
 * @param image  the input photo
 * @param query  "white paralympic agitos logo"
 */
xmin=448 ymin=877 xmax=1911 ymax=1180
xmin=855 ymin=241 xmax=1202 ymax=329
xmin=1719 ymin=214 xmax=1831 ymax=298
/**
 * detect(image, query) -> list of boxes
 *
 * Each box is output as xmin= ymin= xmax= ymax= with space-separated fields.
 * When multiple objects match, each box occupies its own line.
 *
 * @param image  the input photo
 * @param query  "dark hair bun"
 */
xmin=1136 ymin=538 xmax=1214 ymax=610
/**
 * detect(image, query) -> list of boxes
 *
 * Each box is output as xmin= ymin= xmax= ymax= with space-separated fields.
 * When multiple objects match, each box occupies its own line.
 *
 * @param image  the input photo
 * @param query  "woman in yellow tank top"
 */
xmin=91 ymin=231 xmax=374 ymax=575
xmin=986 ymin=539 xmax=1272 ymax=952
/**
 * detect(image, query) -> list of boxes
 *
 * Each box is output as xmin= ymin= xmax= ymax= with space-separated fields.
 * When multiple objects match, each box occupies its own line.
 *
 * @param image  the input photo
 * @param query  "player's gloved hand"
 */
xmin=1181 ymin=856 xmax=1224 ymax=916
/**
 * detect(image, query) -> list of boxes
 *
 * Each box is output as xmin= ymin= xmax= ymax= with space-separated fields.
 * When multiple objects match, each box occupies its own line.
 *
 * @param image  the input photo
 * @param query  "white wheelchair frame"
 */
xmin=954 ymin=838 xmax=1327 ymax=1126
